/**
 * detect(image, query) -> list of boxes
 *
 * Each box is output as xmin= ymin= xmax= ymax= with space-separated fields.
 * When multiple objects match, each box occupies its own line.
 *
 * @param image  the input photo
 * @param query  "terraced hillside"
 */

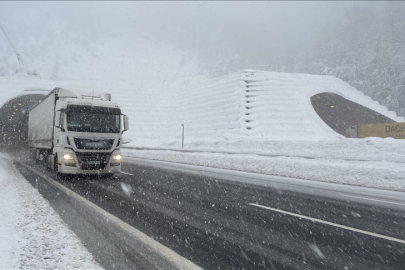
xmin=0 ymin=70 xmax=403 ymax=149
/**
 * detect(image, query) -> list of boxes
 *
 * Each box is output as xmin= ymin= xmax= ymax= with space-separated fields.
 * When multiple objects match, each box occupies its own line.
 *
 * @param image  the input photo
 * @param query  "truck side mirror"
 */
xmin=123 ymin=115 xmax=129 ymax=132
xmin=55 ymin=126 xmax=65 ymax=132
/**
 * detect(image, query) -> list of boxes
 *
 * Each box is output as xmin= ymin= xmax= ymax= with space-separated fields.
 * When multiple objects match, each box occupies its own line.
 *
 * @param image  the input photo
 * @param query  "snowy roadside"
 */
xmin=0 ymin=154 xmax=103 ymax=270
xmin=123 ymin=137 xmax=405 ymax=192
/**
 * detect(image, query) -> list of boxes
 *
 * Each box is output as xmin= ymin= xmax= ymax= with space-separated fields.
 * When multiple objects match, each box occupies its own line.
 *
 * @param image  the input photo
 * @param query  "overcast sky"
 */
xmin=0 ymin=1 xmax=387 ymax=68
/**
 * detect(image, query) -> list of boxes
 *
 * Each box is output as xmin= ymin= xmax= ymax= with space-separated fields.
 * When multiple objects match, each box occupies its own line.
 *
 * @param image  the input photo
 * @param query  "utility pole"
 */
xmin=0 ymin=21 xmax=27 ymax=67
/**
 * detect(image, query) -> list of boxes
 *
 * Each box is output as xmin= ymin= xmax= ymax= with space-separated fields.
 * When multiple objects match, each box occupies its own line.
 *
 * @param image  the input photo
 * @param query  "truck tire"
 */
xmin=54 ymin=154 xmax=59 ymax=172
xmin=44 ymin=151 xmax=51 ymax=170
xmin=32 ymin=148 xmax=40 ymax=163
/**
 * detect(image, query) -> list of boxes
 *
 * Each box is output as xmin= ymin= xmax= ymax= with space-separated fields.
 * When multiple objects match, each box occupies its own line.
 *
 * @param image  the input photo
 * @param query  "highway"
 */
xmin=13 ymin=156 xmax=405 ymax=270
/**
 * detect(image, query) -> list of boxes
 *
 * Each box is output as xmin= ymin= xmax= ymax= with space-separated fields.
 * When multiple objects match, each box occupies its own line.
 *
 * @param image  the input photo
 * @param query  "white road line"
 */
xmin=120 ymin=171 xmax=135 ymax=176
xmin=249 ymin=203 xmax=405 ymax=245
xmin=339 ymin=193 xmax=405 ymax=207
xmin=18 ymin=162 xmax=202 ymax=270
xmin=177 ymin=168 xmax=202 ymax=174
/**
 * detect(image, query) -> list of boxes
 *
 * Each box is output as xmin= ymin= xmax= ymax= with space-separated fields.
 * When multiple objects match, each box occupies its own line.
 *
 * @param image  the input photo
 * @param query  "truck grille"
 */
xmin=74 ymin=138 xmax=114 ymax=150
xmin=76 ymin=152 xmax=110 ymax=170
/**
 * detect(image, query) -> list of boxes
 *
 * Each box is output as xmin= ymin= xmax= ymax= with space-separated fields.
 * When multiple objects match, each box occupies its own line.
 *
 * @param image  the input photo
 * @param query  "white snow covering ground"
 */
xmin=0 ymin=154 xmax=102 ymax=269
xmin=1 ymin=33 xmax=405 ymax=267
xmin=1 ymin=70 xmax=405 ymax=193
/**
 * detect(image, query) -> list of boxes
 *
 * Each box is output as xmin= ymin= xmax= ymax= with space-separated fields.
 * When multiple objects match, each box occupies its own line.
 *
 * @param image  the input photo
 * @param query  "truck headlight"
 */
xmin=113 ymin=154 xmax=122 ymax=160
xmin=63 ymin=154 xmax=74 ymax=160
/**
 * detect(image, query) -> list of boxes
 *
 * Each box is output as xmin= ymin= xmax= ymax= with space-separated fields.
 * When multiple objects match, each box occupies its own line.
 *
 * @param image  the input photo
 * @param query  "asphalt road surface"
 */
xmin=12 ymin=156 xmax=405 ymax=270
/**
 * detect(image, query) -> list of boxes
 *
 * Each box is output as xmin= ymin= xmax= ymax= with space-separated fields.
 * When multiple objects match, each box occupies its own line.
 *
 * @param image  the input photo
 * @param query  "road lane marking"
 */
xmin=17 ymin=161 xmax=202 ymax=270
xmin=339 ymin=193 xmax=405 ymax=207
xmin=120 ymin=171 xmax=135 ymax=176
xmin=249 ymin=203 xmax=405 ymax=245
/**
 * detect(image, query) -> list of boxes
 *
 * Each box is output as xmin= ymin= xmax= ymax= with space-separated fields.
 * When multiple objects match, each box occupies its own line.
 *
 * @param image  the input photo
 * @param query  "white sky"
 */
xmin=0 ymin=1 xmax=392 ymax=69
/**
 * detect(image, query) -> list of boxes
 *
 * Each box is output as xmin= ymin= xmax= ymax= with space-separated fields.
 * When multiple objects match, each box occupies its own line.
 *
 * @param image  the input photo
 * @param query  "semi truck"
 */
xmin=28 ymin=87 xmax=129 ymax=176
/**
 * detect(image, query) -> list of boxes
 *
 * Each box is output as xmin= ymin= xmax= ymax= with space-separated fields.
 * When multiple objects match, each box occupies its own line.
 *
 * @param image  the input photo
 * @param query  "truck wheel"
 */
xmin=44 ymin=151 xmax=51 ymax=170
xmin=34 ymin=149 xmax=40 ymax=163
xmin=54 ymin=155 xmax=59 ymax=172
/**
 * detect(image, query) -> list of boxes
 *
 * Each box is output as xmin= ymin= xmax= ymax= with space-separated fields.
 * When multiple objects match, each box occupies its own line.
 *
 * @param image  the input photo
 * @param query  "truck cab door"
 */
xmin=54 ymin=111 xmax=64 ymax=147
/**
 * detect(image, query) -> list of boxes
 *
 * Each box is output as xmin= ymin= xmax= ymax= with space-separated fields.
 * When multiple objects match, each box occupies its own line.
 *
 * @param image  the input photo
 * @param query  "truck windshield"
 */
xmin=66 ymin=106 xmax=120 ymax=133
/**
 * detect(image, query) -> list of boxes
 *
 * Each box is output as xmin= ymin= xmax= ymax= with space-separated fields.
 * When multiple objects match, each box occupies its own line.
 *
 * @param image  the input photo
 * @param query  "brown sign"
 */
xmin=358 ymin=122 xmax=405 ymax=139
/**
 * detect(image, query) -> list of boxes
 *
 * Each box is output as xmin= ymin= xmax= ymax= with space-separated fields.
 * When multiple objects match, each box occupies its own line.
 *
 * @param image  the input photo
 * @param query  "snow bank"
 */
xmin=0 ymin=154 xmax=103 ymax=269
xmin=0 ymin=158 xmax=20 ymax=269
xmin=123 ymin=137 xmax=405 ymax=192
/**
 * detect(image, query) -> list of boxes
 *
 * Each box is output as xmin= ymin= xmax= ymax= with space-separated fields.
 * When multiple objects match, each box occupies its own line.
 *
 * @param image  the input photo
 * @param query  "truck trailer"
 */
xmin=28 ymin=87 xmax=129 ymax=176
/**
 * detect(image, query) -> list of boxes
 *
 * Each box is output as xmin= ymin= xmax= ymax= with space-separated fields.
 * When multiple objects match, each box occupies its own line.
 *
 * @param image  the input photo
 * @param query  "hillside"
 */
xmin=0 ymin=33 xmax=203 ymax=84
xmin=2 ymin=69 xmax=403 ymax=145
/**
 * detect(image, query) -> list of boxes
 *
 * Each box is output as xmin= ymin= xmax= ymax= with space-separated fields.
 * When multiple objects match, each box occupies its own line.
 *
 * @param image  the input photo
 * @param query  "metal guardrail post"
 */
xmin=181 ymin=124 xmax=184 ymax=148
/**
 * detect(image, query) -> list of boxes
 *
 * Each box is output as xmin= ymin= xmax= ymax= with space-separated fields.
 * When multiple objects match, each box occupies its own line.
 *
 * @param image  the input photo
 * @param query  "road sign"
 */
xmin=358 ymin=122 xmax=405 ymax=139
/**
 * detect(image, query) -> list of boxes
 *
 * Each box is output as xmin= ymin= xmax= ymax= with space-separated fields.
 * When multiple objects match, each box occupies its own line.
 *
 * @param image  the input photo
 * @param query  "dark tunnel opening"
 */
xmin=0 ymin=94 xmax=46 ymax=155
xmin=311 ymin=92 xmax=395 ymax=137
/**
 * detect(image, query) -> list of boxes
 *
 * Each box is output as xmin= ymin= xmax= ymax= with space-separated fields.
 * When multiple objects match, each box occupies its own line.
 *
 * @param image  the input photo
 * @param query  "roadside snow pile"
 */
xmin=123 ymin=137 xmax=405 ymax=192
xmin=0 ymin=159 xmax=20 ymax=269
xmin=0 ymin=155 xmax=103 ymax=270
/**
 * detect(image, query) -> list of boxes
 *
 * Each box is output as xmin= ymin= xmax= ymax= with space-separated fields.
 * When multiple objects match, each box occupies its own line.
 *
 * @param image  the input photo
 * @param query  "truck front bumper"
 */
xmin=59 ymin=150 xmax=122 ymax=174
xmin=60 ymin=162 xmax=121 ymax=174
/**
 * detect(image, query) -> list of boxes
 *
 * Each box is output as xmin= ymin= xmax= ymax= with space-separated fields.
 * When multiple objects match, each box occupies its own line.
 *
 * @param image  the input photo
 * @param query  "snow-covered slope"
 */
xmin=129 ymin=69 xmax=404 ymax=145
xmin=1 ymin=33 xmax=201 ymax=82
xmin=241 ymin=70 xmax=404 ymax=140
xmin=1 ymin=69 xmax=403 ymax=147
xmin=2 ymin=71 xmax=405 ymax=191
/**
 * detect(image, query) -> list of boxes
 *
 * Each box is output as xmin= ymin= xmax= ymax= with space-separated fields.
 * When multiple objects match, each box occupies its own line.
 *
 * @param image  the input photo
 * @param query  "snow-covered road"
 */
xmin=2 ymin=147 xmax=405 ymax=269
xmin=0 ymin=154 xmax=103 ymax=270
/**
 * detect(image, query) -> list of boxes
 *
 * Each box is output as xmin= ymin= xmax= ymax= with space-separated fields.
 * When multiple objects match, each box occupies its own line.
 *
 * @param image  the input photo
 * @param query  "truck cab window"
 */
xmin=66 ymin=109 xmax=120 ymax=133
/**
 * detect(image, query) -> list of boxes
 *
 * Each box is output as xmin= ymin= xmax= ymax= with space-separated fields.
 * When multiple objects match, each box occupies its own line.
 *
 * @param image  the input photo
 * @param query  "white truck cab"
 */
xmin=28 ymin=87 xmax=129 ymax=176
